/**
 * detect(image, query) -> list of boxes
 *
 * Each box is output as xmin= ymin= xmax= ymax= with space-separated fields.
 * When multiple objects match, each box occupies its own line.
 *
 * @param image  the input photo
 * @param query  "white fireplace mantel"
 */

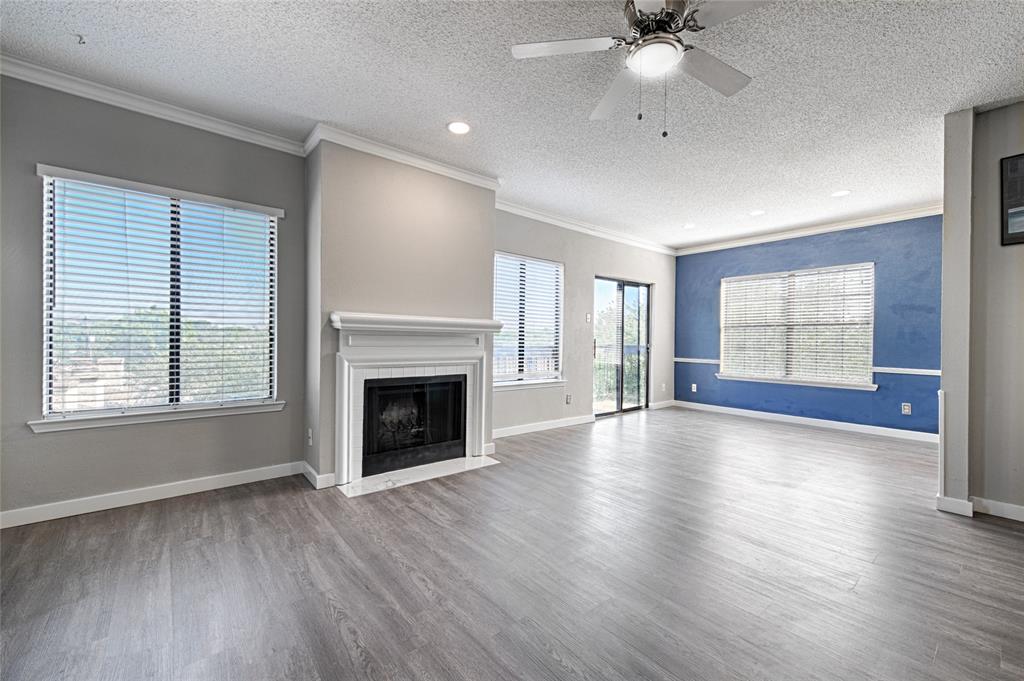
xmin=330 ymin=311 xmax=503 ymax=335
xmin=330 ymin=311 xmax=502 ymax=487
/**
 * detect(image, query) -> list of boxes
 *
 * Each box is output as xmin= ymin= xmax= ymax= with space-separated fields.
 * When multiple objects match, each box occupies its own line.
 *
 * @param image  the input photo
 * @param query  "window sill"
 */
xmin=28 ymin=400 xmax=286 ymax=433
xmin=715 ymin=373 xmax=878 ymax=392
xmin=493 ymin=379 xmax=566 ymax=392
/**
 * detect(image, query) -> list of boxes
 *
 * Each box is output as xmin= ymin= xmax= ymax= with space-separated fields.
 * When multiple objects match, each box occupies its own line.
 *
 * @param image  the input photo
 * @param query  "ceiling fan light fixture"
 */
xmin=626 ymin=35 xmax=684 ymax=78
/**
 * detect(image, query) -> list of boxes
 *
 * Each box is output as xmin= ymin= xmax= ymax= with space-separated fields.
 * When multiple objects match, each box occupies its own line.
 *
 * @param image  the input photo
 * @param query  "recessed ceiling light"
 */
xmin=749 ymin=210 xmax=766 ymax=217
xmin=447 ymin=121 xmax=471 ymax=135
xmin=683 ymin=222 xmax=697 ymax=230
xmin=830 ymin=189 xmax=852 ymax=197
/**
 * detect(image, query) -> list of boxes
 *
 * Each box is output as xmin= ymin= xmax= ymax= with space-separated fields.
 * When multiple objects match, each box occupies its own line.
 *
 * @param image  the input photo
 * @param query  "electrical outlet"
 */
xmin=586 ymin=312 xmax=592 ymax=323
xmin=901 ymin=403 xmax=912 ymax=416
xmin=691 ymin=383 xmax=697 ymax=393
xmin=565 ymin=394 xmax=572 ymax=405
xmin=306 ymin=428 xmax=313 ymax=446
xmin=661 ymin=383 xmax=666 ymax=393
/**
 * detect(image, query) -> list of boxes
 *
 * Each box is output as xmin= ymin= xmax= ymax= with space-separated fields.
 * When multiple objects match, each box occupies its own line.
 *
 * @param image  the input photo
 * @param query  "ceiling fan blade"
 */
xmin=590 ymin=68 xmax=640 ymax=121
xmin=688 ymin=0 xmax=766 ymax=30
xmin=512 ymin=36 xmax=623 ymax=60
xmin=680 ymin=47 xmax=751 ymax=96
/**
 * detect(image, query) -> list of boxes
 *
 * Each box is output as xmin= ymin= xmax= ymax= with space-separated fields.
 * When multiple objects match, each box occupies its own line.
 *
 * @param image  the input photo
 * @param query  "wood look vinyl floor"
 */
xmin=3 ymin=408 xmax=1023 ymax=681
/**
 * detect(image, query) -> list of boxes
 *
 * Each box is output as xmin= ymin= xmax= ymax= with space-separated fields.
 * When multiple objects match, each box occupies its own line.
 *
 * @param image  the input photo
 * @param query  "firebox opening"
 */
xmin=362 ymin=374 xmax=467 ymax=477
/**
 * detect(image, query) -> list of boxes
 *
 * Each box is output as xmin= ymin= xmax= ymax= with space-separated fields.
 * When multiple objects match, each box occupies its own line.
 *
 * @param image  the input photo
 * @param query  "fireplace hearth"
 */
xmin=362 ymin=375 xmax=467 ymax=477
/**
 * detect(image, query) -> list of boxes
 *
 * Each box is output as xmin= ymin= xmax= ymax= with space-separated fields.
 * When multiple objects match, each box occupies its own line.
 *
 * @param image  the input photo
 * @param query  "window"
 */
xmin=718 ymin=262 xmax=876 ymax=389
xmin=42 ymin=168 xmax=280 ymax=418
xmin=493 ymin=252 xmax=563 ymax=384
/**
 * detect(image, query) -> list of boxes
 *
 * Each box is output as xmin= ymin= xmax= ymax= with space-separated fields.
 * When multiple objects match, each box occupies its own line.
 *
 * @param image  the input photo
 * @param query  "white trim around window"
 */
xmin=493 ymin=379 xmax=567 ymax=392
xmin=715 ymin=373 xmax=879 ymax=391
xmin=719 ymin=261 xmax=876 ymax=389
xmin=28 ymin=399 xmax=286 ymax=433
xmin=492 ymin=251 xmax=564 ymax=385
xmin=35 ymin=166 xmax=284 ymax=429
xmin=36 ymin=164 xmax=285 ymax=218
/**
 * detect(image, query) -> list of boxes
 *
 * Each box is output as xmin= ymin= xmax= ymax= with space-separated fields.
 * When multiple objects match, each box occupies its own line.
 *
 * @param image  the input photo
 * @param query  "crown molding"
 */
xmin=304 ymin=123 xmax=500 ymax=191
xmin=0 ymin=55 xmax=504 ymax=189
xmin=0 ymin=54 xmax=305 ymax=156
xmin=673 ymin=203 xmax=944 ymax=256
xmin=495 ymin=201 xmax=676 ymax=255
xmin=0 ymin=54 xmax=948 ymax=252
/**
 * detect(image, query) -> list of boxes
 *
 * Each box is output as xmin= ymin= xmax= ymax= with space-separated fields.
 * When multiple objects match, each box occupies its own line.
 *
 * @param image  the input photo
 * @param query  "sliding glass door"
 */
xmin=593 ymin=279 xmax=621 ymax=415
xmin=593 ymin=277 xmax=650 ymax=416
xmin=621 ymin=282 xmax=649 ymax=410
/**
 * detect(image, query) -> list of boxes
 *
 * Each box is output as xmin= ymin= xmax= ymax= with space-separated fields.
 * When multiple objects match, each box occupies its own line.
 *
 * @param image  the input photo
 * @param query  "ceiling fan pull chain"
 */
xmin=637 ymin=76 xmax=643 ymax=121
xmin=662 ymin=74 xmax=668 ymax=138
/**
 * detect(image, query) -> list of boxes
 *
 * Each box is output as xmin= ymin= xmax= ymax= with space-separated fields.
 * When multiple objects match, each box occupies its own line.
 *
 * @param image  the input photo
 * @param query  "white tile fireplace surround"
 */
xmin=330 ymin=312 xmax=503 ymax=491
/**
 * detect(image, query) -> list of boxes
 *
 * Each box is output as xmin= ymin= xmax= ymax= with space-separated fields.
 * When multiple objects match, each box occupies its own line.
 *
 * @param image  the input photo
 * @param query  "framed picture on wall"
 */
xmin=1002 ymin=152 xmax=1024 ymax=246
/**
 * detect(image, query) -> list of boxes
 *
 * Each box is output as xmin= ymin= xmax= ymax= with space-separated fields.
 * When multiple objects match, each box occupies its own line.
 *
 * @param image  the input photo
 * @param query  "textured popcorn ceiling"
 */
xmin=2 ymin=1 xmax=1023 ymax=248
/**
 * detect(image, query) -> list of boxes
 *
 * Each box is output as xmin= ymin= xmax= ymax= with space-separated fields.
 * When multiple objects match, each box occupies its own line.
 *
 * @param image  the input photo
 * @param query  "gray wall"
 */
xmin=0 ymin=77 xmax=306 ymax=510
xmin=969 ymin=102 xmax=1024 ymax=506
xmin=492 ymin=210 xmax=676 ymax=430
xmin=305 ymin=141 xmax=496 ymax=474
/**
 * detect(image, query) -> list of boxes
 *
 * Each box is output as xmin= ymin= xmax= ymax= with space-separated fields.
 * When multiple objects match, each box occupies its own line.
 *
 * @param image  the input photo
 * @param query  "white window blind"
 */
xmin=493 ymin=252 xmax=563 ymax=383
xmin=719 ymin=262 xmax=875 ymax=387
xmin=43 ymin=174 xmax=278 ymax=417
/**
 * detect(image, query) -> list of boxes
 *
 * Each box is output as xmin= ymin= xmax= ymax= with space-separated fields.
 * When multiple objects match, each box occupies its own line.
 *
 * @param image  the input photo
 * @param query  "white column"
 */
xmin=937 ymin=108 xmax=974 ymax=516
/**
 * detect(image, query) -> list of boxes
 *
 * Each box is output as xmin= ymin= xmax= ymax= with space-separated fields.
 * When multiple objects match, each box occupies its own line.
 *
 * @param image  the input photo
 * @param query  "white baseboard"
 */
xmin=483 ymin=442 xmax=496 ymax=455
xmin=971 ymin=496 xmax=1024 ymax=522
xmin=671 ymin=400 xmax=939 ymax=443
xmin=492 ymin=414 xmax=596 ymax=439
xmin=1 ymin=461 xmax=305 ymax=529
xmin=649 ymin=400 xmax=676 ymax=410
xmin=302 ymin=462 xmax=336 ymax=489
xmin=936 ymin=495 xmax=975 ymax=517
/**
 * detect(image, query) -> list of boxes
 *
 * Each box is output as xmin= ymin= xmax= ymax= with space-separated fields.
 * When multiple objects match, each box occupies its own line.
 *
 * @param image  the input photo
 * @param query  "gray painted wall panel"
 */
xmin=307 ymin=141 xmax=495 ymax=474
xmin=492 ymin=210 xmax=675 ymax=430
xmin=0 ymin=77 xmax=306 ymax=510
xmin=969 ymin=102 xmax=1024 ymax=506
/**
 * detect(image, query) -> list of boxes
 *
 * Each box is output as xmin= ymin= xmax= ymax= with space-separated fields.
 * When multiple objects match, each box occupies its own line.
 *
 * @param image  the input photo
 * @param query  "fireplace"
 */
xmin=362 ymin=375 xmax=467 ymax=477
xmin=331 ymin=311 xmax=501 ymax=488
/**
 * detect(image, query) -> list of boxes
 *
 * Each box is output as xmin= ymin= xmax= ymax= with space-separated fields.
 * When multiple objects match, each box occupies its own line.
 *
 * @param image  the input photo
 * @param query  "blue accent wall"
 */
xmin=675 ymin=215 xmax=942 ymax=433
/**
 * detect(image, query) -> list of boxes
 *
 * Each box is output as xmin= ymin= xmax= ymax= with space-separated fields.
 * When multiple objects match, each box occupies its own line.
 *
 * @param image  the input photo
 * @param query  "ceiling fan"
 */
xmin=512 ymin=0 xmax=765 ymax=120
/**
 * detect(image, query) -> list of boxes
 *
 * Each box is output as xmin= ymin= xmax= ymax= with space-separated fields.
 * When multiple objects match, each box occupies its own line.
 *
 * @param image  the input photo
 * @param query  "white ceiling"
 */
xmin=2 ymin=1 xmax=1023 ymax=249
